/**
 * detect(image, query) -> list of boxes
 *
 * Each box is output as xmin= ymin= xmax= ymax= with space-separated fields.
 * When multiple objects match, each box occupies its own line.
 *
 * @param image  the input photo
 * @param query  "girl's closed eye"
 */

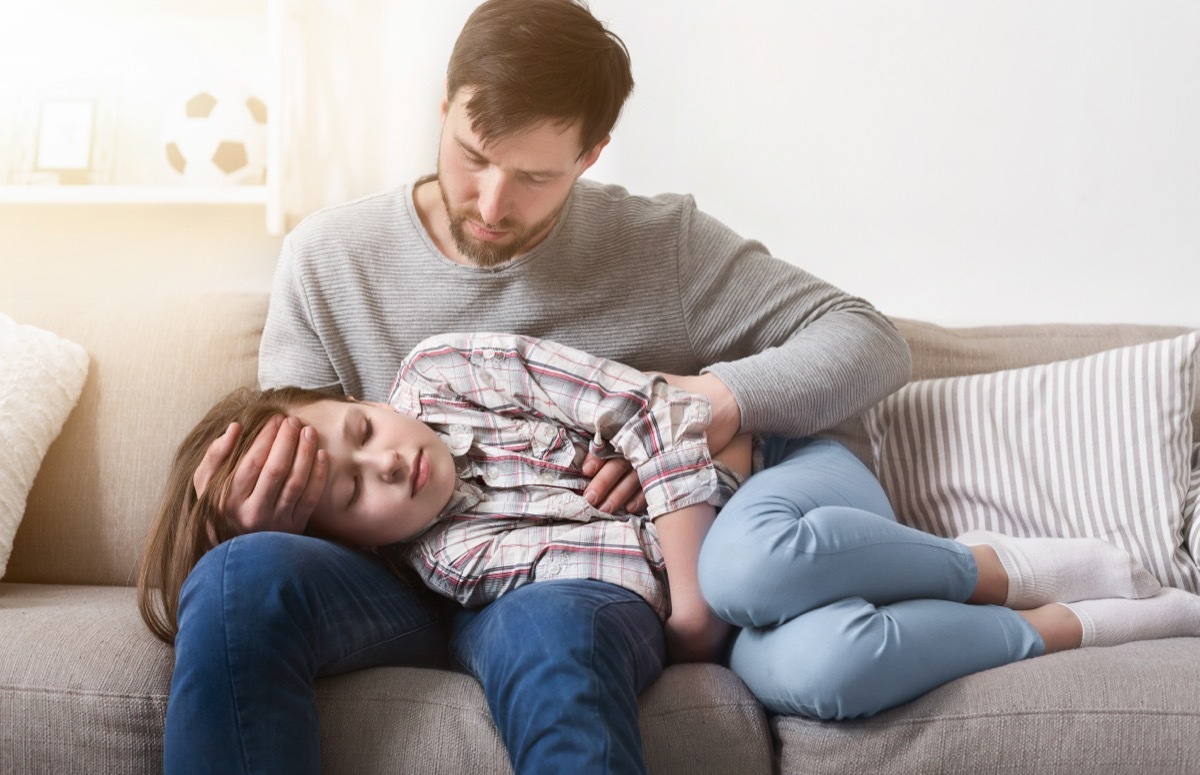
xmin=294 ymin=397 xmax=456 ymax=547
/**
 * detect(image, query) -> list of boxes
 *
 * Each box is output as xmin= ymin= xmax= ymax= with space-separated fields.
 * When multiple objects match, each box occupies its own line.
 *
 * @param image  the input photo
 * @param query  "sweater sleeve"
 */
xmin=391 ymin=332 xmax=724 ymax=516
xmin=675 ymin=202 xmax=912 ymax=438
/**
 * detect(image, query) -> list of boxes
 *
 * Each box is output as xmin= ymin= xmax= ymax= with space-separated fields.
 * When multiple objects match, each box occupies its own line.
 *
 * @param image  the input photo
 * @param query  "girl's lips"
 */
xmin=411 ymin=451 xmax=429 ymax=498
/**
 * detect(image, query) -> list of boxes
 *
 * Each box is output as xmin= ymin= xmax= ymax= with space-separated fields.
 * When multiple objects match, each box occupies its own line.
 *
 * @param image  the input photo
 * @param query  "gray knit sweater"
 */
xmin=259 ymin=179 xmax=911 ymax=438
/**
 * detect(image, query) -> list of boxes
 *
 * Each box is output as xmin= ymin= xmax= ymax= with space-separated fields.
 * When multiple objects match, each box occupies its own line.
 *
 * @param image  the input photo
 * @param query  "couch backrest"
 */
xmin=830 ymin=317 xmax=1200 ymax=465
xmin=5 ymin=294 xmax=266 ymax=586
xmin=4 ymin=295 xmax=1197 ymax=586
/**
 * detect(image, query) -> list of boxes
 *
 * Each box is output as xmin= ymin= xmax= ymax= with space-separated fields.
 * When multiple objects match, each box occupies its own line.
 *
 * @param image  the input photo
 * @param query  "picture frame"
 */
xmin=6 ymin=83 xmax=119 ymax=186
xmin=34 ymin=98 xmax=96 ymax=182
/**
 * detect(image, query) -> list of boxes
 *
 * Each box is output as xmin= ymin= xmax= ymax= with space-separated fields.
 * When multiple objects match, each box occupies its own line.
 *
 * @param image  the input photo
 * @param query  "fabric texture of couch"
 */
xmin=1 ymin=292 xmax=1197 ymax=774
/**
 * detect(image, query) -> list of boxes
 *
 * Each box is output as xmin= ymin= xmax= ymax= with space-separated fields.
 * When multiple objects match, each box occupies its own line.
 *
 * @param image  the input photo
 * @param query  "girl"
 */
xmin=139 ymin=332 xmax=745 ymax=663
xmin=138 ymin=332 xmax=1200 ymax=719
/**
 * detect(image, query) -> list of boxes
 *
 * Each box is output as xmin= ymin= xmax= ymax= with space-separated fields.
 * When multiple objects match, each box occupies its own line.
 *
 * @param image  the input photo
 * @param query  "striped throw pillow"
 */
xmin=865 ymin=332 xmax=1200 ymax=592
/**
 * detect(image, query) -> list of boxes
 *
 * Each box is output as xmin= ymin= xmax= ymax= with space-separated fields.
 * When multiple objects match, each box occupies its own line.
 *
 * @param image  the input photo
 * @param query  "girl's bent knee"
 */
xmin=697 ymin=541 xmax=765 ymax=625
xmin=731 ymin=600 xmax=893 ymax=720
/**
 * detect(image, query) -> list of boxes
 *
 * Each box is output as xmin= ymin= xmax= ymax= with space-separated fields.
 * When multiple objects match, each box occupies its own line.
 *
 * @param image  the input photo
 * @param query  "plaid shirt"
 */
xmin=386 ymin=333 xmax=742 ymax=619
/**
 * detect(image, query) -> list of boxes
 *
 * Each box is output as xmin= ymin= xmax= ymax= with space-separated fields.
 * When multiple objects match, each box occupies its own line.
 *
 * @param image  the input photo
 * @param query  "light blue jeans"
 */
xmin=165 ymin=533 xmax=662 ymax=774
xmin=699 ymin=437 xmax=1045 ymax=720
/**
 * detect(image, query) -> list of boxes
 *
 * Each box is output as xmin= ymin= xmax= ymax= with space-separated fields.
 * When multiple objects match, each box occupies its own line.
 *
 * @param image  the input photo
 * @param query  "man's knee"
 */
xmin=454 ymin=580 xmax=663 ymax=688
xmin=473 ymin=580 xmax=655 ymax=645
xmin=177 ymin=533 xmax=328 ymax=638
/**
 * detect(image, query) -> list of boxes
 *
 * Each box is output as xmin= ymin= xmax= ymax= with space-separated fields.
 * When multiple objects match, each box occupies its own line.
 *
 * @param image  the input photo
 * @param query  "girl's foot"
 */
xmin=1063 ymin=587 xmax=1200 ymax=648
xmin=957 ymin=530 xmax=1160 ymax=609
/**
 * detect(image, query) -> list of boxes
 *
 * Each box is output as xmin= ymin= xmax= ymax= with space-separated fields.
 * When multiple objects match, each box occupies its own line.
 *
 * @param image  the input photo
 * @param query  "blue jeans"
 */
xmin=699 ymin=437 xmax=1045 ymax=720
xmin=165 ymin=532 xmax=663 ymax=774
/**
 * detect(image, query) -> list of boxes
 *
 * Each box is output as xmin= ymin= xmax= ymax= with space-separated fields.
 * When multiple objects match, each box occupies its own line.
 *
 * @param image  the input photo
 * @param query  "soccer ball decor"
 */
xmin=161 ymin=88 xmax=268 ymax=185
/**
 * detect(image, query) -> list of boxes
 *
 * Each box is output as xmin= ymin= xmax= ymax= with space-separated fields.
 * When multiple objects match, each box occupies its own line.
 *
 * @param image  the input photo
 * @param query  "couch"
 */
xmin=2 ymin=292 xmax=1198 ymax=774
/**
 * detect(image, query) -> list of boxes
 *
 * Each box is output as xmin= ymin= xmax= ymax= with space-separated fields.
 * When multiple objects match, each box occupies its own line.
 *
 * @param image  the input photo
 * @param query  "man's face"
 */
xmin=436 ymin=91 xmax=606 ymax=267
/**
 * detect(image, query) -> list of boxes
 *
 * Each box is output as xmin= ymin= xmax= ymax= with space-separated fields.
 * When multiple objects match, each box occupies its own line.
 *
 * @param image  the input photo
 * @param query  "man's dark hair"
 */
xmin=447 ymin=0 xmax=634 ymax=159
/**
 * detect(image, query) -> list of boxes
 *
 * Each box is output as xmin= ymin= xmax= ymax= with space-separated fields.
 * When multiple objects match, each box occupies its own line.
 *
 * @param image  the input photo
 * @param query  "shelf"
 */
xmin=0 ymin=185 xmax=268 ymax=205
xmin=0 ymin=0 xmax=285 ymax=232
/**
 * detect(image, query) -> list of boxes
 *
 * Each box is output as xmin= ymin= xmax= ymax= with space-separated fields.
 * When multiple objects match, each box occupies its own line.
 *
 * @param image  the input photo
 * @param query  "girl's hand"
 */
xmin=665 ymin=598 xmax=732 ymax=664
xmin=581 ymin=455 xmax=647 ymax=514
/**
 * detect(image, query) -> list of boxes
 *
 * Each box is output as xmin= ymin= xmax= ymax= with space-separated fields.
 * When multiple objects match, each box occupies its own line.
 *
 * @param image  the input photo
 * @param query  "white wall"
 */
xmin=584 ymin=0 xmax=1200 ymax=326
xmin=5 ymin=1 xmax=1198 ymax=327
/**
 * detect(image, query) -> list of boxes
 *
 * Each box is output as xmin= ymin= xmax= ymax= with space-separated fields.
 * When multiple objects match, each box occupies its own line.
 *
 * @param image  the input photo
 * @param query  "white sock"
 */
xmin=956 ymin=530 xmax=1160 ymax=608
xmin=1064 ymin=588 xmax=1200 ymax=648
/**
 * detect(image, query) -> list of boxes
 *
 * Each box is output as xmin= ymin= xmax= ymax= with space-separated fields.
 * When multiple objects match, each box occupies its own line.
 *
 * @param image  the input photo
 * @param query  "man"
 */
xmin=169 ymin=1 xmax=911 ymax=773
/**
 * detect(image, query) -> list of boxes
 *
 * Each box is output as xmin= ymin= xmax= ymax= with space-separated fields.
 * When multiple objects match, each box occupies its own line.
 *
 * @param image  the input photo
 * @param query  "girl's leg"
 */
xmin=699 ymin=438 xmax=979 ymax=628
xmin=732 ymin=588 xmax=1200 ymax=720
xmin=729 ymin=596 xmax=1043 ymax=720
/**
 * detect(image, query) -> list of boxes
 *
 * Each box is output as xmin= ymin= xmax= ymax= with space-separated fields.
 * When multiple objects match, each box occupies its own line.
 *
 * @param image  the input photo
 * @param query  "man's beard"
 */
xmin=440 ymin=184 xmax=563 ymax=269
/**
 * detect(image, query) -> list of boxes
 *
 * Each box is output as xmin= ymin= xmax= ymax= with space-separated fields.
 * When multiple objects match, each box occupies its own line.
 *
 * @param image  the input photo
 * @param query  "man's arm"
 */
xmin=676 ymin=204 xmax=912 ymax=438
xmin=192 ymin=415 xmax=328 ymax=535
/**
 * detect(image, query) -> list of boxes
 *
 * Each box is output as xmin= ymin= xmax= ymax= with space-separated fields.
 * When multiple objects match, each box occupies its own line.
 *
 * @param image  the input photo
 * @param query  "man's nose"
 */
xmin=477 ymin=172 xmax=510 ymax=226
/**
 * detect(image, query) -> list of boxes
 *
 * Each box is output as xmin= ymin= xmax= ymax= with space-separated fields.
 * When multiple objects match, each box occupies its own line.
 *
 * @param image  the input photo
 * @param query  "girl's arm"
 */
xmin=654 ymin=502 xmax=731 ymax=663
xmin=392 ymin=332 xmax=729 ymax=518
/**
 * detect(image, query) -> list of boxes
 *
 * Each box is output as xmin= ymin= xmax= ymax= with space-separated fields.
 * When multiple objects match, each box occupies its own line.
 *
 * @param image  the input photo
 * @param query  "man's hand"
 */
xmin=656 ymin=372 xmax=741 ymax=456
xmin=193 ymin=415 xmax=328 ymax=535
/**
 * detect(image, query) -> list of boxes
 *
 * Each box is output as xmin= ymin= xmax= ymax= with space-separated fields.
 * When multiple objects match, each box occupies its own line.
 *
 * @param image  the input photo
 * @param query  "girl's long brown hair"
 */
xmin=136 ymin=385 xmax=334 ymax=644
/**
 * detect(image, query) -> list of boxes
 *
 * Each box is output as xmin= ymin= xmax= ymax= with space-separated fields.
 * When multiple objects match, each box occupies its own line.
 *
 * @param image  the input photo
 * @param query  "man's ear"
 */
xmin=579 ymin=135 xmax=610 ymax=173
xmin=440 ymin=80 xmax=454 ymax=121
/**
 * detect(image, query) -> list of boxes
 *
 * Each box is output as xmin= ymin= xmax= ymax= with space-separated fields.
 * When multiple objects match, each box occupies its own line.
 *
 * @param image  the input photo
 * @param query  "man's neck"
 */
xmin=413 ymin=177 xmax=470 ymax=266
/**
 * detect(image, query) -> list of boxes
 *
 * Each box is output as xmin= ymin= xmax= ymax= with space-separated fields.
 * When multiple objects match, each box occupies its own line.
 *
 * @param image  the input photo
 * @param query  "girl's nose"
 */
xmin=371 ymin=449 xmax=404 ymax=483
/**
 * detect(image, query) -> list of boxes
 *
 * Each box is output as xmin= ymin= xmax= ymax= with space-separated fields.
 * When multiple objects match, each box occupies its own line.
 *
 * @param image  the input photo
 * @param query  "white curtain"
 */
xmin=278 ymin=1 xmax=473 ymax=230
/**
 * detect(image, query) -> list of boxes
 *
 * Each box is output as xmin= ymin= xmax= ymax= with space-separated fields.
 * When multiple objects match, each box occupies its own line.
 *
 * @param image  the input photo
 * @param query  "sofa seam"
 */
xmin=0 ymin=685 xmax=169 ymax=701
xmin=777 ymin=707 xmax=1200 ymax=728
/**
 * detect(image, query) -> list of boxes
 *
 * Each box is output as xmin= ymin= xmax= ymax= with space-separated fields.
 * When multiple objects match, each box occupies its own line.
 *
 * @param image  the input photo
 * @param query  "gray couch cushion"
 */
xmin=774 ymin=638 xmax=1200 ymax=774
xmin=0 ymin=583 xmax=771 ymax=774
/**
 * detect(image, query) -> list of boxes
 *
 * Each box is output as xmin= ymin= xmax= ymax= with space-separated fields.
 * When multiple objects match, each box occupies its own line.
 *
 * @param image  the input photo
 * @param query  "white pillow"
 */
xmin=0 ymin=314 xmax=89 ymax=578
xmin=865 ymin=332 xmax=1200 ymax=592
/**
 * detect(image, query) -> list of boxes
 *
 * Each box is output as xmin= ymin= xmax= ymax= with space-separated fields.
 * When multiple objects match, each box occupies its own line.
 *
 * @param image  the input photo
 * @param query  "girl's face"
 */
xmin=292 ymin=399 xmax=457 ymax=546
